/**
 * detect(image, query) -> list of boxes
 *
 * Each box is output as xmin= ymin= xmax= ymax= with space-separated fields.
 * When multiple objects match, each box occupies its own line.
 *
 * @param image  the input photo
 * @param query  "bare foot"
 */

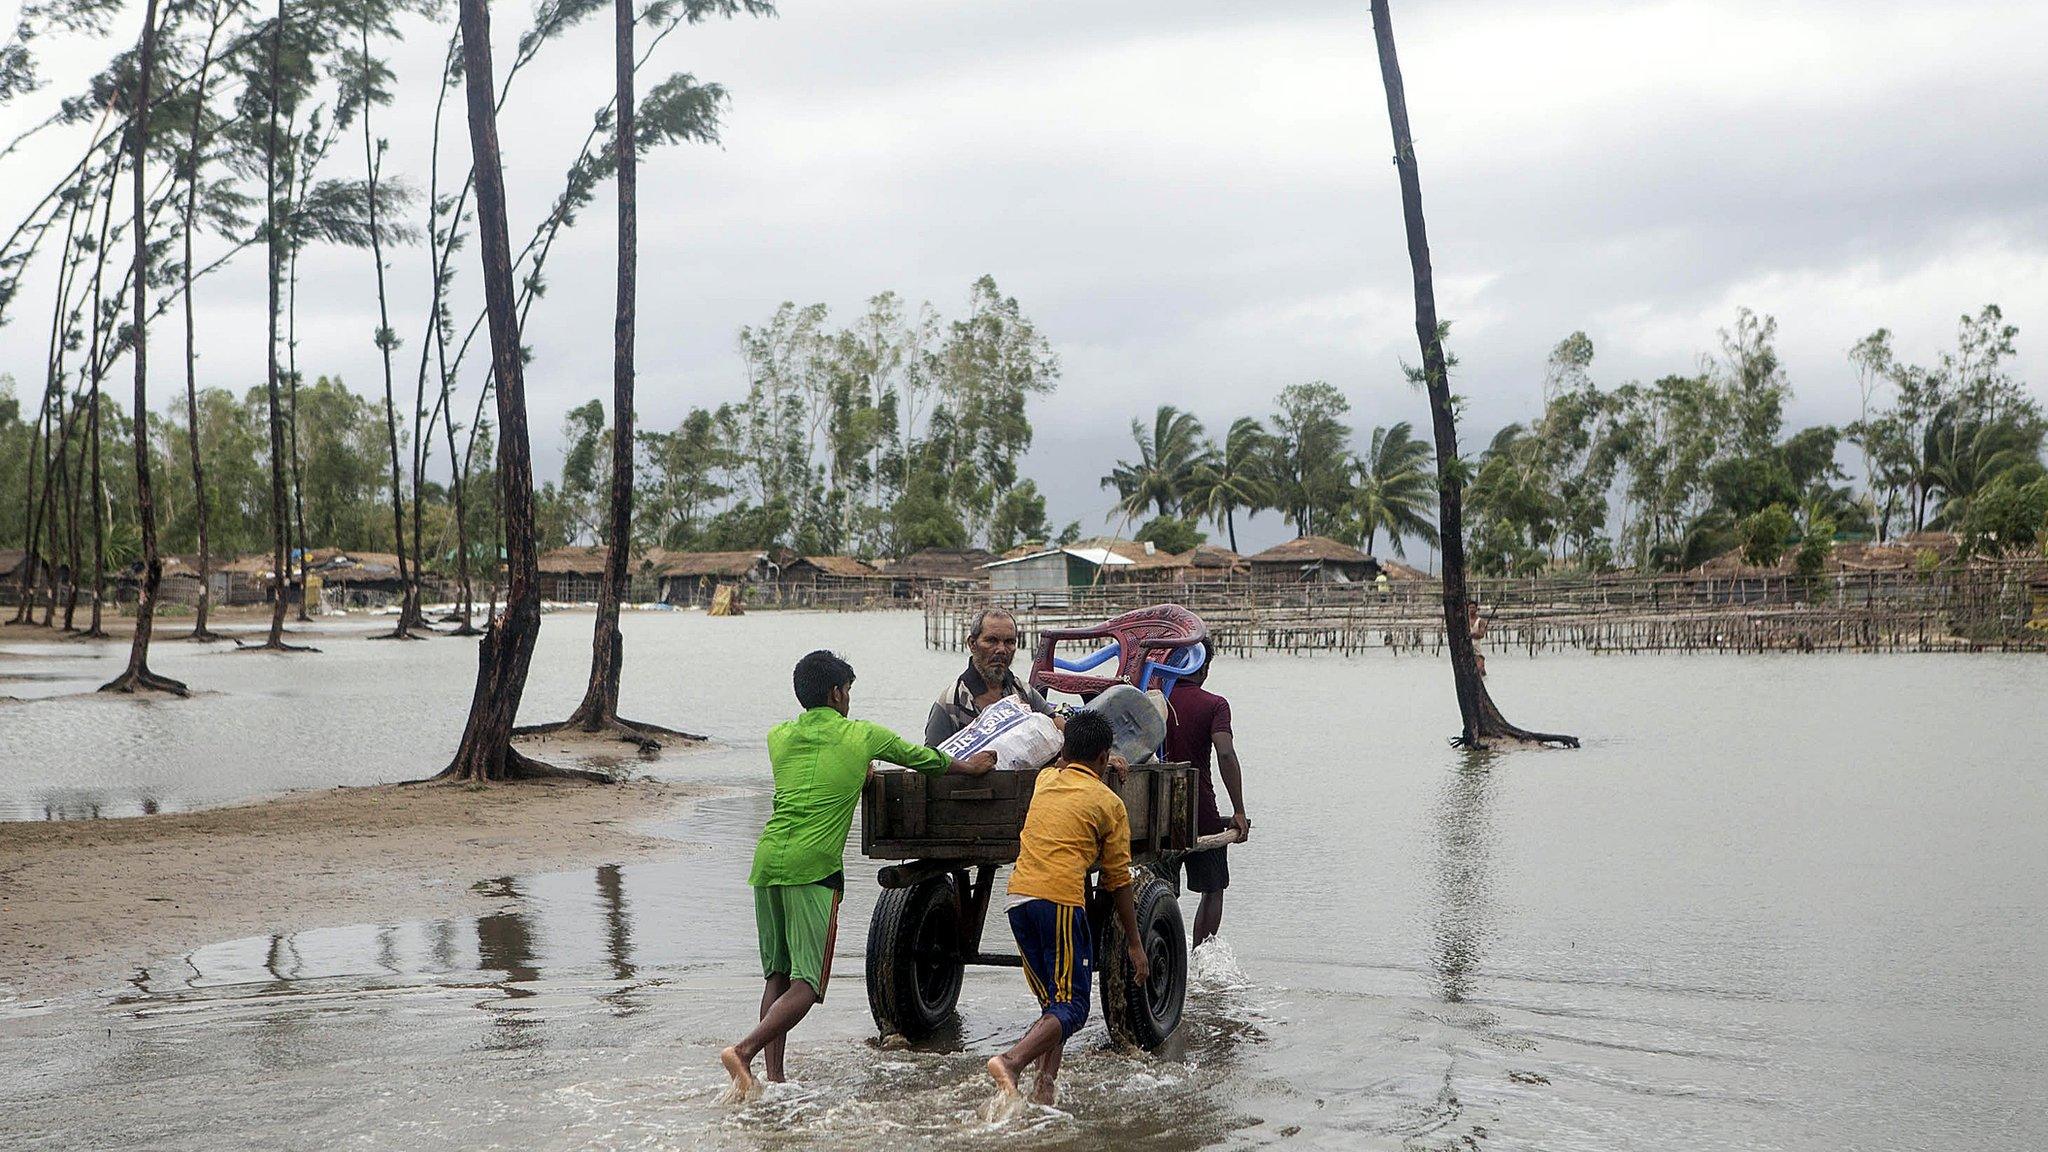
xmin=1030 ymin=1075 xmax=1056 ymax=1106
xmin=987 ymin=1055 xmax=1021 ymax=1099
xmin=720 ymin=1046 xmax=759 ymax=1103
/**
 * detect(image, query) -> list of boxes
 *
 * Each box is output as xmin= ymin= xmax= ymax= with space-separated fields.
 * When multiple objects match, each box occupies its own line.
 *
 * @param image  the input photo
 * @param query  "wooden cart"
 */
xmin=859 ymin=760 xmax=1200 ymax=1050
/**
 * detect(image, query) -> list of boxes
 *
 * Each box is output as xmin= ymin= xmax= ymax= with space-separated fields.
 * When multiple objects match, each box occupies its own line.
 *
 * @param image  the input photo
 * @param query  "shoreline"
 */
xmin=0 ymin=777 xmax=708 ymax=1004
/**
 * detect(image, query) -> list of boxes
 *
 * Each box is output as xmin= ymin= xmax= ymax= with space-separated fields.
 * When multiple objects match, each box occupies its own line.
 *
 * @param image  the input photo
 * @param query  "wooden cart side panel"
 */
xmin=865 ymin=762 xmax=1196 ymax=861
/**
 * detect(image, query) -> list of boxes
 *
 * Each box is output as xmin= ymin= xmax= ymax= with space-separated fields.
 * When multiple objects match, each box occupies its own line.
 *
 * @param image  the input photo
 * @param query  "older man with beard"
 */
xmin=925 ymin=608 xmax=1059 ymax=746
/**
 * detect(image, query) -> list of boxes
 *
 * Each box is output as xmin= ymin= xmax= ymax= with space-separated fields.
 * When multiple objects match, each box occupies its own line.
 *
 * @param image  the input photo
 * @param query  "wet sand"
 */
xmin=0 ymin=778 xmax=702 ymax=1002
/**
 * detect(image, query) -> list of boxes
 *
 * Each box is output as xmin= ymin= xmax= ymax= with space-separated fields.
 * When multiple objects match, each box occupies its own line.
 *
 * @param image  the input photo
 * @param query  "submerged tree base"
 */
xmin=515 ymin=712 xmax=706 ymax=752
xmin=237 ymin=638 xmax=321 ymax=653
xmin=429 ymin=745 xmax=619 ymax=785
xmin=182 ymin=628 xmax=227 ymax=643
xmin=99 ymin=666 xmax=190 ymax=697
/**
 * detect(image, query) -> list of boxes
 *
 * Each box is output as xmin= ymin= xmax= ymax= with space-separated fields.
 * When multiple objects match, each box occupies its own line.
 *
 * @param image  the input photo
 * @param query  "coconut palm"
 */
xmin=1349 ymin=420 xmax=1437 ymax=557
xmin=1101 ymin=404 xmax=1214 ymax=521
xmin=1925 ymin=409 xmax=2043 ymax=529
xmin=1183 ymin=415 xmax=1271 ymax=553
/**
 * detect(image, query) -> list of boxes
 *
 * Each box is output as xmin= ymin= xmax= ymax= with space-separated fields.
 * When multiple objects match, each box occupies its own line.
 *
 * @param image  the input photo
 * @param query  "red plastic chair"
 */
xmin=1028 ymin=605 xmax=1209 ymax=700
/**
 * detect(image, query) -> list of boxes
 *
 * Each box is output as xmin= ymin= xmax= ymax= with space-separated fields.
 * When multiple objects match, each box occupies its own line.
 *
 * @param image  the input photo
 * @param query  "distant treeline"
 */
xmin=6 ymin=299 xmax=2042 ymax=573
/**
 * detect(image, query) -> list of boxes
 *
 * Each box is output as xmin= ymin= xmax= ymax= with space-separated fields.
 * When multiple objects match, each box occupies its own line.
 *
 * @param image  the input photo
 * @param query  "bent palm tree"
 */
xmin=1352 ymin=420 xmax=1437 ymax=557
xmin=1184 ymin=416 xmax=1271 ymax=553
xmin=1101 ymin=404 xmax=1214 ymax=521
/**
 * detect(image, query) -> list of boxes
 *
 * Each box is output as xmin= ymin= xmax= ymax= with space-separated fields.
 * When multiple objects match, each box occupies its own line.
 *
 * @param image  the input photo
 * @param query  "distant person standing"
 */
xmin=1164 ymin=641 xmax=1250 ymax=948
xmin=1466 ymin=600 xmax=1488 ymax=678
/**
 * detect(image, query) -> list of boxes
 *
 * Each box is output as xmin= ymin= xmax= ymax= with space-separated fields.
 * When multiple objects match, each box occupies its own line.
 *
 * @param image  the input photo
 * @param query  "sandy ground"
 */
xmin=0 ymin=777 xmax=703 ymax=1003
xmin=0 ymin=603 xmax=381 ymax=644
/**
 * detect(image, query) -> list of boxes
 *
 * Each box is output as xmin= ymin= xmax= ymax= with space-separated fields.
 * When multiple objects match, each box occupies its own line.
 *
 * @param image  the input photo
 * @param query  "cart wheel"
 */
xmin=1098 ymin=872 xmax=1187 ymax=1050
xmin=865 ymin=875 xmax=965 ymax=1041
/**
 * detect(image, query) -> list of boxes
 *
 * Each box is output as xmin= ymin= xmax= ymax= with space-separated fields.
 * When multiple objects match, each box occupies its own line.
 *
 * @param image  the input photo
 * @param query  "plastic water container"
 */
xmin=1081 ymin=683 xmax=1168 ymax=765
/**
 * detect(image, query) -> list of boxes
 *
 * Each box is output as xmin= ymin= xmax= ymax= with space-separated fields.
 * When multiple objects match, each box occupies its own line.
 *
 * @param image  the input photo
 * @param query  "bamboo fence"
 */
xmin=920 ymin=563 xmax=2048 ymax=657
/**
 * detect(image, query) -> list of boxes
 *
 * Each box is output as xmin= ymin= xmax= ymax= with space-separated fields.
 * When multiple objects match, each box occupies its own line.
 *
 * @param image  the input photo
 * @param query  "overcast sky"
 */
xmin=5 ymin=0 xmax=2045 ymax=555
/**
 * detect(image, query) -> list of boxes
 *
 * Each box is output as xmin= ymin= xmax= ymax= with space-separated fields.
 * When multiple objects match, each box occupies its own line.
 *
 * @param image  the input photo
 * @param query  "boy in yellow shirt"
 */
xmin=987 ymin=711 xmax=1149 ymax=1105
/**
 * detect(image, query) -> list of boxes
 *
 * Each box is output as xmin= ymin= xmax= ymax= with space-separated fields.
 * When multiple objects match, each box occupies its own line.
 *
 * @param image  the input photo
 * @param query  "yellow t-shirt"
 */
xmin=1006 ymin=761 xmax=1134 ymax=907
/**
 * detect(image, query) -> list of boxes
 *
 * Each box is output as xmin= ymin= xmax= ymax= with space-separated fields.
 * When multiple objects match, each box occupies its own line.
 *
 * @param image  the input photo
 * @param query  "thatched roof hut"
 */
xmin=1247 ymin=535 xmax=1377 ymax=583
xmin=887 ymin=548 xmax=996 ymax=583
xmin=782 ymin=555 xmax=877 ymax=581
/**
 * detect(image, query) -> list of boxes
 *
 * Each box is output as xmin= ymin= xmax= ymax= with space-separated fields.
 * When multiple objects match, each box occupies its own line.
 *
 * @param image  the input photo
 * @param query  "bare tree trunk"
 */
xmin=286 ymin=235 xmax=311 ymax=622
xmin=84 ymin=371 xmax=106 ymax=637
xmin=521 ymin=0 xmax=696 ymax=749
xmin=9 ymin=382 xmax=53 ymax=624
xmin=439 ymin=0 xmax=594 ymax=783
xmin=251 ymin=0 xmax=309 ymax=654
xmin=61 ymin=386 xmax=84 ymax=631
xmin=175 ymin=7 xmax=225 ymax=642
xmin=1369 ymin=0 xmax=1571 ymax=748
xmin=360 ymin=14 xmax=420 ymax=643
xmin=103 ymin=0 xmax=187 ymax=696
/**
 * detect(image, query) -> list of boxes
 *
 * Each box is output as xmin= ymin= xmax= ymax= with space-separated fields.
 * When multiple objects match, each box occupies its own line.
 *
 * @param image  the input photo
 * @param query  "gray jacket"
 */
xmin=924 ymin=662 xmax=1056 ymax=746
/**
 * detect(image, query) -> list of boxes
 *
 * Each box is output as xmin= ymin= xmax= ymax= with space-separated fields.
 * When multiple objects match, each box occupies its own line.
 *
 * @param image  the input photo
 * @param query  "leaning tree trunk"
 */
xmin=84 ymin=366 xmax=107 ymax=638
xmin=10 ymin=384 xmax=52 ymax=624
xmin=102 ymin=0 xmax=187 ymax=696
xmin=180 ymin=19 xmax=223 ymax=642
xmin=439 ymin=0 xmax=588 ymax=783
xmin=360 ymin=17 xmax=420 ymax=643
xmin=1369 ymin=0 xmax=1571 ymax=748
xmin=250 ymin=0 xmax=308 ymax=654
xmin=61 ymin=386 xmax=84 ymax=631
xmin=521 ymin=0 xmax=696 ymax=750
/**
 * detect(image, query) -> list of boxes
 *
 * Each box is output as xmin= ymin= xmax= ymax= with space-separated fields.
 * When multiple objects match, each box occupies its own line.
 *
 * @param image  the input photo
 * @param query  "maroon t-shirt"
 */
xmin=1165 ymin=681 xmax=1233 ymax=835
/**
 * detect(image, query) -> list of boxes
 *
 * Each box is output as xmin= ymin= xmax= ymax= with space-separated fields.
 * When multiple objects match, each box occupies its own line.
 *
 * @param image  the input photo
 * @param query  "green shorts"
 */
xmin=754 ymin=883 xmax=840 ymax=996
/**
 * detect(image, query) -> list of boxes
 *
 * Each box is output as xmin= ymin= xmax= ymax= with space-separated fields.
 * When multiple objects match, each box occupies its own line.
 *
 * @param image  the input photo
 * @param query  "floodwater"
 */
xmin=2 ymin=611 xmax=2045 ymax=1150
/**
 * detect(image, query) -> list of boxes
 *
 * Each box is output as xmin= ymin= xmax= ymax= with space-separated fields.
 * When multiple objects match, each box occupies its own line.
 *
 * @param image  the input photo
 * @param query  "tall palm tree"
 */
xmin=1183 ymin=415 xmax=1271 ymax=553
xmin=1101 ymin=404 xmax=1214 ymax=522
xmin=1351 ymin=420 xmax=1438 ymax=557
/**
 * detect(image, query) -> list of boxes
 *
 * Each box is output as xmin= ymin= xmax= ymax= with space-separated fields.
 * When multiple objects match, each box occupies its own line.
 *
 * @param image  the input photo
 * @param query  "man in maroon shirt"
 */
xmin=1164 ymin=641 xmax=1251 ymax=947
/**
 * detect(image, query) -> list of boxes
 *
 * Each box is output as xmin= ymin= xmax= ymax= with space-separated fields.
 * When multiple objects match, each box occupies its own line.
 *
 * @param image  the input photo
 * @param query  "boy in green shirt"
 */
xmin=721 ymin=650 xmax=995 ymax=1100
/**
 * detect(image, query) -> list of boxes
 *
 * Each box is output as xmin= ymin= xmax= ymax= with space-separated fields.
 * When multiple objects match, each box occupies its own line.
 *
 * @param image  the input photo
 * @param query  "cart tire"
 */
xmin=865 ymin=875 xmax=965 ymax=1041
xmin=1098 ymin=873 xmax=1187 ymax=1050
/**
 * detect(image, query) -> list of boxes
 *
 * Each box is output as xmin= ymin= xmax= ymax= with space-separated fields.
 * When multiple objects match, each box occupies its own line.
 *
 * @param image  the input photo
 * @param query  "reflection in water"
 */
xmin=475 ymin=879 xmax=543 ymax=1052
xmin=596 ymin=863 xmax=635 ymax=982
xmin=1429 ymin=751 xmax=1497 ymax=1003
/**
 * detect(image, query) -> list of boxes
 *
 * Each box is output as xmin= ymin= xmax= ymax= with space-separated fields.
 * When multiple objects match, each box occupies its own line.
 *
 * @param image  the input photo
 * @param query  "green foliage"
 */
xmin=1738 ymin=504 xmax=1796 ymax=567
xmin=1340 ymin=420 xmax=1436 ymax=558
xmin=1134 ymin=515 xmax=1205 ymax=555
xmin=1795 ymin=518 xmax=1835 ymax=579
xmin=1959 ymin=472 xmax=2048 ymax=556
xmin=1101 ymin=405 xmax=1213 ymax=521
xmin=1265 ymin=381 xmax=1353 ymax=538
xmin=987 ymin=480 xmax=1052 ymax=553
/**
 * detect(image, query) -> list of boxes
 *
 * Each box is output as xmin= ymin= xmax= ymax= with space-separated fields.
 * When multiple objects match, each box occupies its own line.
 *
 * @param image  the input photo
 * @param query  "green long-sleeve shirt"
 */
xmin=748 ymin=707 xmax=951 ymax=888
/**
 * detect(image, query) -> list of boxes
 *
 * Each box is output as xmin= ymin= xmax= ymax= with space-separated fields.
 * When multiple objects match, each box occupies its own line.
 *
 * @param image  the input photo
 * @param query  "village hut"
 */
xmin=773 ymin=555 xmax=880 ymax=606
xmin=1376 ymin=558 xmax=1432 ymax=581
xmin=1246 ymin=535 xmax=1378 ymax=584
xmin=780 ymin=555 xmax=877 ymax=586
xmin=111 ymin=554 xmax=205 ymax=607
xmin=216 ymin=552 xmax=284 ymax=606
xmin=878 ymin=548 xmax=997 ymax=598
xmin=303 ymin=550 xmax=409 ymax=608
xmin=0 ymin=549 xmax=40 ymax=604
xmin=537 ymin=545 xmax=611 ymax=602
xmin=648 ymin=549 xmax=776 ymax=607
xmin=982 ymin=545 xmax=1136 ymax=603
xmin=1181 ymin=543 xmax=1247 ymax=583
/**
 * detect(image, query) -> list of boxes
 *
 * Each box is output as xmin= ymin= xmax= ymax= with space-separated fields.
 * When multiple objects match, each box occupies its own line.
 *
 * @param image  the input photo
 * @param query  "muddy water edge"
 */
xmin=1 ymin=611 xmax=2043 ymax=1150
